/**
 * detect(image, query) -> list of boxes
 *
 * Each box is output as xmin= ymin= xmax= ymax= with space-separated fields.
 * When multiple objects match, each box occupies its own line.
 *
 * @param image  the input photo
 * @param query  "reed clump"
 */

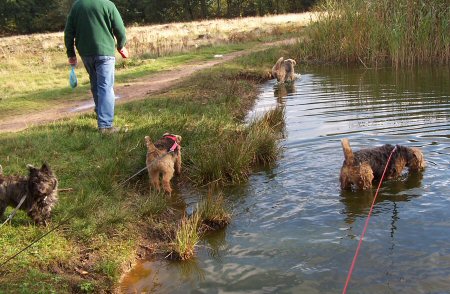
xmin=298 ymin=0 xmax=449 ymax=67
xmin=169 ymin=212 xmax=201 ymax=261
xmin=188 ymin=107 xmax=283 ymax=185
xmin=168 ymin=190 xmax=231 ymax=261
xmin=198 ymin=191 xmax=231 ymax=232
xmin=247 ymin=107 xmax=285 ymax=165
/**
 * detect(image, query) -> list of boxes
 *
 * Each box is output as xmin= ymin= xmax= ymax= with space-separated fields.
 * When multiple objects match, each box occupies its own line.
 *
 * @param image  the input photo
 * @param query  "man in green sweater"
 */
xmin=64 ymin=0 xmax=128 ymax=133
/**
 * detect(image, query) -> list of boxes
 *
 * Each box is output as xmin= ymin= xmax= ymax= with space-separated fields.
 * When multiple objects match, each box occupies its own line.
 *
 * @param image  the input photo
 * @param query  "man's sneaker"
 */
xmin=99 ymin=127 xmax=121 ymax=134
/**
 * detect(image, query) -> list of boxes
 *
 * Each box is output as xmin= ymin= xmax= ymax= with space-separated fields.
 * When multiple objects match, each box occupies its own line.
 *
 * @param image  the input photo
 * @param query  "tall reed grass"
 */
xmin=298 ymin=0 xmax=449 ymax=67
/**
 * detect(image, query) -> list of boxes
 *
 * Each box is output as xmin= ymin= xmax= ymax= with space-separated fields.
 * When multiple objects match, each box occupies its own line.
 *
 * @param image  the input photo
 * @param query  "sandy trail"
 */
xmin=0 ymin=38 xmax=296 ymax=133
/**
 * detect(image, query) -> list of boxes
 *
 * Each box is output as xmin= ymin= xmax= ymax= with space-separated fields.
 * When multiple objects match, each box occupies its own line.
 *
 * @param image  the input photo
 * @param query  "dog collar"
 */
xmin=164 ymin=135 xmax=180 ymax=152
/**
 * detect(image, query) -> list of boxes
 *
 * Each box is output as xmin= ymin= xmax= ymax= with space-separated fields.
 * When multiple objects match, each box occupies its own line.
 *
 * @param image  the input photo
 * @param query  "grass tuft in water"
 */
xmin=247 ymin=107 xmax=285 ymax=165
xmin=198 ymin=189 xmax=231 ymax=232
xmin=169 ymin=212 xmax=201 ymax=261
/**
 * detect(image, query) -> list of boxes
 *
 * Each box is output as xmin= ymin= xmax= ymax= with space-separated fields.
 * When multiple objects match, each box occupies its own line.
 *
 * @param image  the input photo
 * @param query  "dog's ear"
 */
xmin=409 ymin=148 xmax=426 ymax=169
xmin=175 ymin=135 xmax=182 ymax=144
xmin=26 ymin=164 xmax=36 ymax=171
xmin=41 ymin=163 xmax=52 ymax=174
xmin=292 ymin=59 xmax=297 ymax=65
xmin=144 ymin=136 xmax=152 ymax=147
xmin=0 ymin=164 xmax=2 ymax=175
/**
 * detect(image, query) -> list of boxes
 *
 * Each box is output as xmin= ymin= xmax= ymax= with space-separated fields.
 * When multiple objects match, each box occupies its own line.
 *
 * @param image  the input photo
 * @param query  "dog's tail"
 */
xmin=341 ymin=138 xmax=354 ymax=165
xmin=274 ymin=57 xmax=284 ymax=71
xmin=144 ymin=136 xmax=161 ymax=155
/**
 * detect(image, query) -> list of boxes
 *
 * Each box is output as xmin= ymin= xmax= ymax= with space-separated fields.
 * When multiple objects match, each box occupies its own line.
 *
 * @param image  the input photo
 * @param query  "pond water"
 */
xmin=121 ymin=66 xmax=449 ymax=293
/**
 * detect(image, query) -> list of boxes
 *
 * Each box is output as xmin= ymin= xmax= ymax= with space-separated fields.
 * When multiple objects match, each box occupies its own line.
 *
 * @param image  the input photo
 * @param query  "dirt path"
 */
xmin=0 ymin=38 xmax=296 ymax=133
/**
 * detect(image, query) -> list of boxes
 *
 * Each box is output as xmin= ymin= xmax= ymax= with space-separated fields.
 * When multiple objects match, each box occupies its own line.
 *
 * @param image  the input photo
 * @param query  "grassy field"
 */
xmin=0 ymin=43 xmax=251 ymax=118
xmin=0 ymin=13 xmax=315 ymax=119
xmin=0 ymin=28 xmax=287 ymax=292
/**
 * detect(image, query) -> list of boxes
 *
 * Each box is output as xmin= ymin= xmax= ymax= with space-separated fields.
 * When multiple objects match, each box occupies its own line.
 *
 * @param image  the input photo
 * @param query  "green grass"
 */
xmin=0 ymin=43 xmax=250 ymax=118
xmin=115 ymin=43 xmax=249 ymax=82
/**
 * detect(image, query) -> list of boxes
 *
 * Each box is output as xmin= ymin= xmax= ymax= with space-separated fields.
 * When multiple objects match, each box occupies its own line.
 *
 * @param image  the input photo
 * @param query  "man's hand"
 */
xmin=68 ymin=56 xmax=77 ymax=66
xmin=118 ymin=47 xmax=129 ymax=58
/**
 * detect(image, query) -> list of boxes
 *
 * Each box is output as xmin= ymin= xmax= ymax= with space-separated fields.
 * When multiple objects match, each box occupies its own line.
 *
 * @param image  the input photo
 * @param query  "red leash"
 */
xmin=342 ymin=146 xmax=397 ymax=294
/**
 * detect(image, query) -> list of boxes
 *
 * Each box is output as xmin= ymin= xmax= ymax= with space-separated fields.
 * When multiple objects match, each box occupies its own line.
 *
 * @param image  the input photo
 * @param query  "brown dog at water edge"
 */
xmin=145 ymin=133 xmax=182 ymax=195
xmin=271 ymin=57 xmax=297 ymax=83
xmin=339 ymin=138 xmax=425 ymax=190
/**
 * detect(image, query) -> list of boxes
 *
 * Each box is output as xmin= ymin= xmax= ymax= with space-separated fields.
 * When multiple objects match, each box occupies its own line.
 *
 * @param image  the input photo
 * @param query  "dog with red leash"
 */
xmin=144 ymin=133 xmax=182 ymax=195
xmin=340 ymin=138 xmax=426 ymax=190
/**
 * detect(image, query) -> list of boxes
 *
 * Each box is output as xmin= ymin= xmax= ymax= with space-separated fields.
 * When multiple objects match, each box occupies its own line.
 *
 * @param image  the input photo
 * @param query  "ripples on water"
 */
xmin=121 ymin=67 xmax=449 ymax=293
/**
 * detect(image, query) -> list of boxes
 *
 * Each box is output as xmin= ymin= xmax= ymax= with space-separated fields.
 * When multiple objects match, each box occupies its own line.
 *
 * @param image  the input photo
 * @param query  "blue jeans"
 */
xmin=81 ymin=56 xmax=116 ymax=129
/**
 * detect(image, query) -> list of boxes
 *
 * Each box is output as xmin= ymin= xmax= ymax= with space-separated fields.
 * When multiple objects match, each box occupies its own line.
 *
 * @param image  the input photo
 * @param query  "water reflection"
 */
xmin=202 ymin=228 xmax=227 ymax=260
xmin=274 ymin=82 xmax=296 ymax=104
xmin=170 ymin=259 xmax=206 ymax=282
xmin=120 ymin=261 xmax=161 ymax=294
xmin=340 ymin=171 xmax=425 ymax=224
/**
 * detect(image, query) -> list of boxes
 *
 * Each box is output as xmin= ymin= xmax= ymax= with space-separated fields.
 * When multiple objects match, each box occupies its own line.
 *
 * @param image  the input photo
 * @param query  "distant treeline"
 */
xmin=0 ymin=0 xmax=316 ymax=36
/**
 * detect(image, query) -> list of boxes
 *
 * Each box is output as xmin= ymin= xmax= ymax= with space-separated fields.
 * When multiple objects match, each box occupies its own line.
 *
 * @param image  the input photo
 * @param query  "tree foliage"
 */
xmin=0 ymin=0 xmax=316 ymax=36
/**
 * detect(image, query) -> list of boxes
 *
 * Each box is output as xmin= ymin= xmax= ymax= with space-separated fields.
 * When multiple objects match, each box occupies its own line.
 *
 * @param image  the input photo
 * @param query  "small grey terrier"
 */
xmin=0 ymin=163 xmax=58 ymax=225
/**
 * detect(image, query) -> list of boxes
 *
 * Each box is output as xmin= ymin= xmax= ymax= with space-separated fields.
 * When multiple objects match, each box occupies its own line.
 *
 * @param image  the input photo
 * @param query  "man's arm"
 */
xmin=64 ymin=8 xmax=78 ymax=65
xmin=110 ymin=5 xmax=127 ymax=50
xmin=64 ymin=8 xmax=77 ymax=59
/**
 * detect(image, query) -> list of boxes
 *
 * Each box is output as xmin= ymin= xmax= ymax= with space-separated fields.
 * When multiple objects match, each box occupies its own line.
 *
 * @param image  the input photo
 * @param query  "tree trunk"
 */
xmin=200 ymin=0 xmax=207 ymax=18
xmin=217 ymin=0 xmax=221 ymax=17
xmin=184 ymin=0 xmax=194 ymax=20
xmin=226 ymin=0 xmax=232 ymax=17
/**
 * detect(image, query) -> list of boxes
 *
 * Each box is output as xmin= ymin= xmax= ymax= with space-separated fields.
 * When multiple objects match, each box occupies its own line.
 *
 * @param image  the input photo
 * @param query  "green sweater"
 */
xmin=64 ymin=0 xmax=126 ymax=58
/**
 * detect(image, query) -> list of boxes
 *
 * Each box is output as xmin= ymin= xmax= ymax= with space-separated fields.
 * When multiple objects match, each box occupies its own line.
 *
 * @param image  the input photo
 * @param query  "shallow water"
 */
xmin=121 ymin=66 xmax=449 ymax=293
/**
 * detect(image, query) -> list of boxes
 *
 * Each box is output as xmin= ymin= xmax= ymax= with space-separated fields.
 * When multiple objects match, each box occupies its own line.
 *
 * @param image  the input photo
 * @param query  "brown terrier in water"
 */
xmin=0 ymin=163 xmax=58 ymax=225
xmin=271 ymin=57 xmax=297 ymax=83
xmin=145 ymin=133 xmax=182 ymax=195
xmin=340 ymin=138 xmax=426 ymax=190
